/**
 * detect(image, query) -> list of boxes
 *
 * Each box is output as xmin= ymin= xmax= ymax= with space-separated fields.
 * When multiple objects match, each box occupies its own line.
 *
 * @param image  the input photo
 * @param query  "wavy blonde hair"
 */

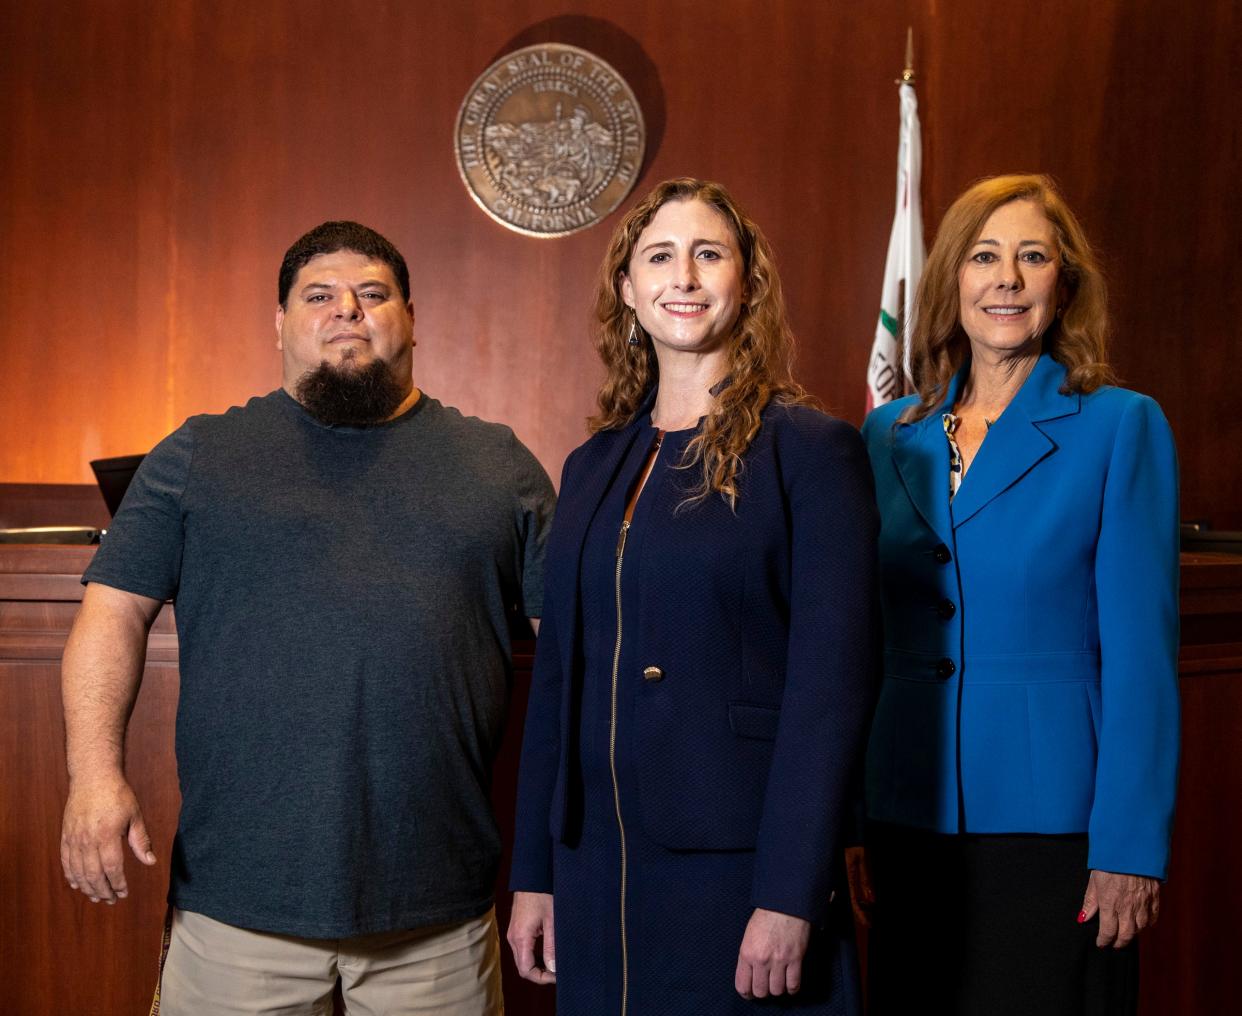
xmin=589 ymin=178 xmax=811 ymax=506
xmin=903 ymin=173 xmax=1115 ymax=422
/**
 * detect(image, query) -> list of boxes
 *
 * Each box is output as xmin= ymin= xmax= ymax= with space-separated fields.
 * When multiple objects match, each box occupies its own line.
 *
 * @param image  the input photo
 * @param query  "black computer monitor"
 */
xmin=89 ymin=454 xmax=146 ymax=517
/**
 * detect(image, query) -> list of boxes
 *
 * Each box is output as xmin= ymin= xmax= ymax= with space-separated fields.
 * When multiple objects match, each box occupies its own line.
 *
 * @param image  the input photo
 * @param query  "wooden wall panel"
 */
xmin=1 ymin=0 xmax=1237 ymax=525
xmin=1140 ymin=662 xmax=1242 ymax=1015
xmin=7 ymin=547 xmax=1242 ymax=1013
xmin=3 ymin=661 xmax=179 ymax=1014
xmin=0 ymin=545 xmax=180 ymax=1014
xmin=0 ymin=483 xmax=109 ymax=529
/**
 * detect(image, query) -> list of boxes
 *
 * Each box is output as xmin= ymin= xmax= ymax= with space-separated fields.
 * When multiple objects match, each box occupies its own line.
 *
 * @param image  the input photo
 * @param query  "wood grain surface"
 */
xmin=4 ymin=545 xmax=1241 ymax=1013
xmin=1 ymin=3 xmax=1240 ymax=1012
xmin=1 ymin=0 xmax=1238 ymax=526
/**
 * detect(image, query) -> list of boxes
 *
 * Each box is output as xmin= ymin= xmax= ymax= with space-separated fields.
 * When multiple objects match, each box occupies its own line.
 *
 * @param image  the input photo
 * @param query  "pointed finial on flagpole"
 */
xmin=899 ymin=26 xmax=916 ymax=86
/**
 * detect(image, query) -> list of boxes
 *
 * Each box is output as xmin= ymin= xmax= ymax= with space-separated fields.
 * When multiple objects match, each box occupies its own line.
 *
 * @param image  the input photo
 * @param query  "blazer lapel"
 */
xmin=551 ymin=397 xmax=654 ymax=673
xmin=561 ymin=422 xmax=648 ymax=552
xmin=891 ymin=374 xmax=961 ymax=550
xmin=950 ymin=353 xmax=1080 ymax=529
xmin=892 ymin=418 xmax=955 ymax=550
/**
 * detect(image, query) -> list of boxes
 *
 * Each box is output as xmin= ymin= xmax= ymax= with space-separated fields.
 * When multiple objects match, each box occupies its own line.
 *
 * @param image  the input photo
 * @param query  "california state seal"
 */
xmin=455 ymin=44 xmax=646 ymax=238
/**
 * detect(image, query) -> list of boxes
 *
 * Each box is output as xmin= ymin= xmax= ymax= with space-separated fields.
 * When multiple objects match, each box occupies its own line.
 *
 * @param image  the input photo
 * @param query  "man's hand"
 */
xmin=507 ymin=890 xmax=556 ymax=984
xmin=735 ymin=907 xmax=812 ymax=999
xmin=60 ymin=772 xmax=156 ymax=903
xmin=1079 ymin=869 xmax=1161 ymax=948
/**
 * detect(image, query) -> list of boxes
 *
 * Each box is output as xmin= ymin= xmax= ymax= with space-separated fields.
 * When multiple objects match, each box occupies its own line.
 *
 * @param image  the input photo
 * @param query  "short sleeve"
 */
xmin=508 ymin=432 xmax=557 ymax=618
xmin=81 ymin=421 xmax=194 ymax=601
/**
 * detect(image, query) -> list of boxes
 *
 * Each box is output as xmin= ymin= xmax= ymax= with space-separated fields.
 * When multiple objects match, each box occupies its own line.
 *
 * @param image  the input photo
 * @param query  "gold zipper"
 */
xmin=610 ymin=519 xmax=631 ymax=1016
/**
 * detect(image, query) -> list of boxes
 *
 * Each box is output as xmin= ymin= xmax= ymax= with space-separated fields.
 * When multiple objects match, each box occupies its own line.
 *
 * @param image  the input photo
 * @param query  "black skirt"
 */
xmin=865 ymin=823 xmax=1138 ymax=1016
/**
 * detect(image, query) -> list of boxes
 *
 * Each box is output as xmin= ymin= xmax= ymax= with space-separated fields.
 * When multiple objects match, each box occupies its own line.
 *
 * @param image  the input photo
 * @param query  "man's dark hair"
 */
xmin=278 ymin=221 xmax=410 ymax=307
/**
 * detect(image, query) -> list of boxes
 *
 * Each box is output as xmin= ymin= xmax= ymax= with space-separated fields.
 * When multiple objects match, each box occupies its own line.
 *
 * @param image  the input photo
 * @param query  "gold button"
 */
xmin=643 ymin=666 xmax=664 ymax=682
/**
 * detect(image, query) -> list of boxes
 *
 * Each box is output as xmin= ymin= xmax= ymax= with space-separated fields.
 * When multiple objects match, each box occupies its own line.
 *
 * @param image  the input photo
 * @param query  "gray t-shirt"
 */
xmin=83 ymin=390 xmax=556 ymax=937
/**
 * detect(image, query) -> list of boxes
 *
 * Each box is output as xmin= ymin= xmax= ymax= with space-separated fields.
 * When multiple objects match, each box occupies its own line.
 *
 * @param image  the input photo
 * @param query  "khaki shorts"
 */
xmin=155 ymin=906 xmax=503 ymax=1016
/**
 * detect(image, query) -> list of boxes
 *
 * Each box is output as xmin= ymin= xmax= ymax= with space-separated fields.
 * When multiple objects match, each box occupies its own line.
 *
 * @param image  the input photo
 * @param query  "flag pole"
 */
xmin=896 ymin=27 xmax=915 ymax=395
xmin=865 ymin=27 xmax=925 ymax=411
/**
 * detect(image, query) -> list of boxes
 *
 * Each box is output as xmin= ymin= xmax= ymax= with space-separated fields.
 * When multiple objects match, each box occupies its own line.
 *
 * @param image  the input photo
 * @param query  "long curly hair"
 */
xmin=903 ymin=173 xmax=1115 ymax=422
xmin=589 ymin=178 xmax=811 ymax=507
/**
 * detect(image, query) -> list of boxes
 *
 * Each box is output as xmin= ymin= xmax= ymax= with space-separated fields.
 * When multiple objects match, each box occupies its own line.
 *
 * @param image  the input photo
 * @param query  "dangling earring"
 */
xmin=627 ymin=313 xmax=641 ymax=347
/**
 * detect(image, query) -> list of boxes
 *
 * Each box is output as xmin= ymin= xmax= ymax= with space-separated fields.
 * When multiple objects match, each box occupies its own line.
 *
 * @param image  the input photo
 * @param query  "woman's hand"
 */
xmin=507 ymin=891 xmax=556 ymax=984
xmin=735 ymin=907 xmax=812 ymax=999
xmin=1079 ymin=869 xmax=1161 ymax=948
xmin=844 ymin=845 xmax=875 ymax=928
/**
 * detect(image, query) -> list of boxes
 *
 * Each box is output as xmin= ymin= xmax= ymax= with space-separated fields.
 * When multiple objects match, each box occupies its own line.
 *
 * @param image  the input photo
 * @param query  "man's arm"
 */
xmin=60 ymin=582 xmax=164 ymax=904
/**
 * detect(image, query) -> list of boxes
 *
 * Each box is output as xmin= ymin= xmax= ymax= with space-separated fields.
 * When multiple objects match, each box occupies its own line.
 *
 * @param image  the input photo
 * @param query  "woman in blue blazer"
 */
xmin=857 ymin=175 xmax=1179 ymax=1016
xmin=506 ymin=178 xmax=879 ymax=1014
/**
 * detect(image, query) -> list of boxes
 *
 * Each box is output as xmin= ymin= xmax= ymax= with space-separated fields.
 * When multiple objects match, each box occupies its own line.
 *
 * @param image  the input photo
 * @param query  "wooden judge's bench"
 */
xmin=2 ymin=537 xmax=1240 ymax=1015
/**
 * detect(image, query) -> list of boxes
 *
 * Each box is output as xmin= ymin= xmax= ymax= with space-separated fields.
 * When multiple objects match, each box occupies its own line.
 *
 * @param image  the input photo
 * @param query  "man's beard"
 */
xmin=294 ymin=356 xmax=408 ymax=427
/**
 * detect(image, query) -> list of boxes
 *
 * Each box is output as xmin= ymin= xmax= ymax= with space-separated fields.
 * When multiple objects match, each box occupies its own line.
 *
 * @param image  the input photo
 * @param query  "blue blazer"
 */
xmin=860 ymin=353 xmax=1180 ymax=879
xmin=511 ymin=402 xmax=879 ymax=922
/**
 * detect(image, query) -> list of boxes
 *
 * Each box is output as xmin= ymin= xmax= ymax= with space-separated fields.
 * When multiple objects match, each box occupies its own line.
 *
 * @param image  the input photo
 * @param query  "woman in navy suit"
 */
xmin=506 ymin=178 xmax=878 ymax=1014
xmin=855 ymin=175 xmax=1179 ymax=1015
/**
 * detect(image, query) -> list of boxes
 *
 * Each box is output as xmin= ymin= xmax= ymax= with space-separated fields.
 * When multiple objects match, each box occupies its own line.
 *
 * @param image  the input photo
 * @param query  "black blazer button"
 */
xmin=933 ymin=544 xmax=952 ymax=564
xmin=937 ymin=599 xmax=957 ymax=619
xmin=936 ymin=658 xmax=957 ymax=679
xmin=643 ymin=666 xmax=664 ymax=682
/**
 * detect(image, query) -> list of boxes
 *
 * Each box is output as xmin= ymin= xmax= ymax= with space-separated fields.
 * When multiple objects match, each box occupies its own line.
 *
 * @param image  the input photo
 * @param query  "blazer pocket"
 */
xmin=728 ymin=702 xmax=780 ymax=741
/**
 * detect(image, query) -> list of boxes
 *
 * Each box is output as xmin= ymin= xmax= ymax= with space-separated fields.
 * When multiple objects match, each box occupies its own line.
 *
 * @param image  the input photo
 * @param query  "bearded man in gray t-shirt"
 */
xmin=59 ymin=221 xmax=555 ymax=1015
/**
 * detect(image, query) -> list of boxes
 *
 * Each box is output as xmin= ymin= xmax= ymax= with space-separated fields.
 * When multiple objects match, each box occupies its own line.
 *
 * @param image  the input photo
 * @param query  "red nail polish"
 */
xmin=1077 ymin=911 xmax=1087 ymax=924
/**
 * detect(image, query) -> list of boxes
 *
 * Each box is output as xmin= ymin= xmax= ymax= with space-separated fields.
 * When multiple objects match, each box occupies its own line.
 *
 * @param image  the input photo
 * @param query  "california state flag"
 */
xmin=866 ymin=80 xmax=925 ymax=410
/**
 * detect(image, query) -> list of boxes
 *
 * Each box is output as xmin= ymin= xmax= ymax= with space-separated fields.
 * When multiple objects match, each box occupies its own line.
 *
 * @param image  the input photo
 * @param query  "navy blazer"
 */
xmin=861 ymin=353 xmax=1180 ymax=879
xmin=510 ymin=401 xmax=879 ymax=922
